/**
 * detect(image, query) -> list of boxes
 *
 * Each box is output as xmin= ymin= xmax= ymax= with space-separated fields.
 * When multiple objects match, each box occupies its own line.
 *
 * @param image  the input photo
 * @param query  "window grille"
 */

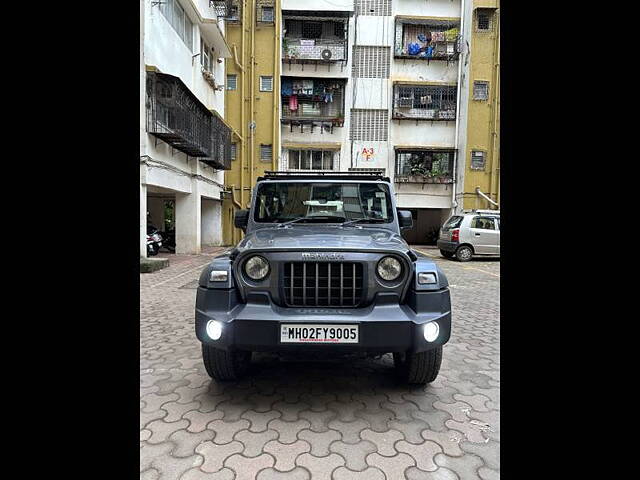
xmin=471 ymin=151 xmax=486 ymax=170
xmin=260 ymin=76 xmax=273 ymax=92
xmin=392 ymin=84 xmax=457 ymax=120
xmin=473 ymin=81 xmax=489 ymax=100
xmin=355 ymin=0 xmax=391 ymax=16
xmin=287 ymin=150 xmax=335 ymax=170
xmin=476 ymin=8 xmax=494 ymax=32
xmin=281 ymin=78 xmax=346 ymax=119
xmin=260 ymin=144 xmax=273 ymax=161
xmin=350 ymin=109 xmax=388 ymax=141
xmin=352 ymin=46 xmax=390 ymax=78
xmin=302 ymin=21 xmax=323 ymax=39
xmin=394 ymin=19 xmax=460 ymax=59
xmin=159 ymin=0 xmax=194 ymax=51
xmin=226 ymin=74 xmax=237 ymax=90
xmin=395 ymin=150 xmax=454 ymax=182
xmin=231 ymin=143 xmax=237 ymax=160
xmin=257 ymin=1 xmax=275 ymax=23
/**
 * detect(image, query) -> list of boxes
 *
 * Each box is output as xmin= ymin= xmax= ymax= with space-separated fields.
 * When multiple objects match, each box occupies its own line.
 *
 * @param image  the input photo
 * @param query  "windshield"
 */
xmin=253 ymin=182 xmax=395 ymax=224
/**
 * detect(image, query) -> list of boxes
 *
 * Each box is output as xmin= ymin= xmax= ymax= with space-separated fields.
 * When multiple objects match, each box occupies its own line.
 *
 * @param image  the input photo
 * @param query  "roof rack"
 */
xmin=464 ymin=209 xmax=500 ymax=216
xmin=259 ymin=170 xmax=390 ymax=182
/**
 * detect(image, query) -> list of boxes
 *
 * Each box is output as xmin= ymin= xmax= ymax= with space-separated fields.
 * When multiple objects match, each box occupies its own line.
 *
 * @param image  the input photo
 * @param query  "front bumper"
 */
xmin=195 ymin=289 xmax=451 ymax=354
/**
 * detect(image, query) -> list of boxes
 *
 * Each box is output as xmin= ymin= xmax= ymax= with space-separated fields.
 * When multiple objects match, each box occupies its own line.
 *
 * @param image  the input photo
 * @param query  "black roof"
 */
xmin=257 ymin=171 xmax=390 ymax=182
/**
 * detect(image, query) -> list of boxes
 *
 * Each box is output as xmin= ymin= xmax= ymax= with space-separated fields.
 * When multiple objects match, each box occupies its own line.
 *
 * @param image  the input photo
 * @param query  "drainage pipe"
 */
xmin=476 ymin=187 xmax=499 ymax=208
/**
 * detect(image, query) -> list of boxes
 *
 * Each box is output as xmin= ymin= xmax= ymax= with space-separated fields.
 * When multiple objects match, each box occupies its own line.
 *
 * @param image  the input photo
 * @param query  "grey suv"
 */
xmin=437 ymin=211 xmax=500 ymax=261
xmin=195 ymin=171 xmax=452 ymax=384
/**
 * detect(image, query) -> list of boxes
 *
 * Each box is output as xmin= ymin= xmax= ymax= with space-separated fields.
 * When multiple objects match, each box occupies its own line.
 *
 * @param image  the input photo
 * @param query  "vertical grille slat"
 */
xmin=284 ymin=262 xmax=363 ymax=308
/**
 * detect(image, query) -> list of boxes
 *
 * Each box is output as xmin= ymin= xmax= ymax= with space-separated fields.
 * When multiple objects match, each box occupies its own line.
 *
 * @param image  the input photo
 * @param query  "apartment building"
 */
xmin=220 ymin=0 xmax=499 ymax=245
xmin=140 ymin=0 xmax=233 ymax=256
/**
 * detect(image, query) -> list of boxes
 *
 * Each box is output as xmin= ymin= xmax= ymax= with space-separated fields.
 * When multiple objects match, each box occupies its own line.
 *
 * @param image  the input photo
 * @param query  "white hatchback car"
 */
xmin=437 ymin=210 xmax=500 ymax=261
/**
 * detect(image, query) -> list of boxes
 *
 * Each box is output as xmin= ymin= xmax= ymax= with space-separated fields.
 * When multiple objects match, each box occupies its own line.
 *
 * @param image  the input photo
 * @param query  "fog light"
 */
xmin=423 ymin=322 xmax=439 ymax=342
xmin=210 ymin=270 xmax=228 ymax=282
xmin=418 ymin=272 xmax=437 ymax=284
xmin=206 ymin=320 xmax=223 ymax=340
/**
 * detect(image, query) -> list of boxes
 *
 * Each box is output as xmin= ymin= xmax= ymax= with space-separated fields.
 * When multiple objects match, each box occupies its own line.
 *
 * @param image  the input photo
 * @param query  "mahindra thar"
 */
xmin=196 ymin=171 xmax=451 ymax=384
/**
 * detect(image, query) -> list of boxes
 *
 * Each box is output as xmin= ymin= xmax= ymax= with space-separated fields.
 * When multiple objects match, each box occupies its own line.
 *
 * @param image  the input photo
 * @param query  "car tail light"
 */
xmin=451 ymin=229 xmax=460 ymax=242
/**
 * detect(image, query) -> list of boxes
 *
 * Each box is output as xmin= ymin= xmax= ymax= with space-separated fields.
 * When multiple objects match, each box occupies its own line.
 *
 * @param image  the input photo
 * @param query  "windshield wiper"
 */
xmin=341 ymin=217 xmax=386 ymax=227
xmin=277 ymin=216 xmax=345 ymax=228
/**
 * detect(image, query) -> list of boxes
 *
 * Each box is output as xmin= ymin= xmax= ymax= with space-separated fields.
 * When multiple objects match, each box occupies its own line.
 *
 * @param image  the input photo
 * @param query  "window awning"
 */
xmin=394 ymin=145 xmax=457 ymax=151
xmin=283 ymin=142 xmax=342 ymax=150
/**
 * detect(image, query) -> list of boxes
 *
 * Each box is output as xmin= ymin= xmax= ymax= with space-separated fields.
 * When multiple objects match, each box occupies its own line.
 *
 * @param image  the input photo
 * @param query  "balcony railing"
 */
xmin=394 ymin=149 xmax=455 ymax=184
xmin=210 ymin=1 xmax=241 ymax=22
xmin=281 ymin=77 xmax=345 ymax=126
xmin=146 ymin=71 xmax=231 ymax=169
xmin=394 ymin=18 xmax=461 ymax=61
xmin=283 ymin=39 xmax=347 ymax=62
xmin=392 ymin=84 xmax=457 ymax=121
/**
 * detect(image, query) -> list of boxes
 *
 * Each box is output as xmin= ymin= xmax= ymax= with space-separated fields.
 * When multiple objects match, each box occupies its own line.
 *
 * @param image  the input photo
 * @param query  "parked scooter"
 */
xmin=147 ymin=225 xmax=163 ymax=256
xmin=160 ymin=228 xmax=175 ymax=253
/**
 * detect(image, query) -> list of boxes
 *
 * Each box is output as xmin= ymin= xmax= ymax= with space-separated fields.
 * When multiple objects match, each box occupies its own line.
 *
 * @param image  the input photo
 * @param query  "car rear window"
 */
xmin=442 ymin=216 xmax=463 ymax=230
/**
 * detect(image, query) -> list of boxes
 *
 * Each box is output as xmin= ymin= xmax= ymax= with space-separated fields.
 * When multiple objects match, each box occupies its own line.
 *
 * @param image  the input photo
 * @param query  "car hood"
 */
xmin=234 ymin=225 xmax=410 ymax=255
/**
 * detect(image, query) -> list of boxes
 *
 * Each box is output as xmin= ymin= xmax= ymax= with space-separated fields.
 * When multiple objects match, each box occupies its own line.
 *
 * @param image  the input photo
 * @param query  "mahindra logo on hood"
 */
xmin=302 ymin=252 xmax=345 ymax=261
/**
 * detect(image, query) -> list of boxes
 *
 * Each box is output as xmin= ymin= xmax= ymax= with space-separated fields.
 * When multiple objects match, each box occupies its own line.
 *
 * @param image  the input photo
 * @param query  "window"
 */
xmin=260 ymin=144 xmax=272 ymax=161
xmin=350 ymin=109 xmax=388 ymax=141
xmin=393 ymin=84 xmax=457 ymax=120
xmin=473 ymin=81 xmax=489 ymax=100
xmin=281 ymin=78 xmax=345 ymax=119
xmin=395 ymin=150 xmax=454 ymax=181
xmin=471 ymin=217 xmax=496 ymax=230
xmin=260 ymin=76 xmax=273 ymax=92
xmin=230 ymin=143 xmax=237 ymax=160
xmin=471 ymin=151 xmax=486 ymax=170
xmin=355 ymin=0 xmax=391 ymax=16
xmin=395 ymin=20 xmax=460 ymax=59
xmin=261 ymin=6 xmax=274 ymax=22
xmin=352 ymin=46 xmax=390 ymax=78
xmin=159 ymin=0 xmax=194 ymax=51
xmin=442 ymin=216 xmax=463 ymax=231
xmin=200 ymin=38 xmax=215 ymax=72
xmin=476 ymin=9 xmax=494 ymax=31
xmin=226 ymin=74 xmax=237 ymax=90
xmin=287 ymin=150 xmax=335 ymax=171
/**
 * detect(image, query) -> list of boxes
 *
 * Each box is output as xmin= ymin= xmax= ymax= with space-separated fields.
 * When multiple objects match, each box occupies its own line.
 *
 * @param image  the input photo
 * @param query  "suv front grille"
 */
xmin=283 ymin=262 xmax=364 ymax=307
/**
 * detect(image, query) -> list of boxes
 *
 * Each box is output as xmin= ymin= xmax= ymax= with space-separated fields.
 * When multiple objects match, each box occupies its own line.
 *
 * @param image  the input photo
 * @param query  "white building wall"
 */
xmin=140 ymin=0 xmax=231 ymax=255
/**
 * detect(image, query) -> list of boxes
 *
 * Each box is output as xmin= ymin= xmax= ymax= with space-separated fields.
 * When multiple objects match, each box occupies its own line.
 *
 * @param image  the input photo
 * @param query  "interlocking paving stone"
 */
xmin=209 ymin=419 xmax=251 ymax=444
xmin=242 ymin=409 xmax=282 ymax=432
xmin=263 ymin=439 xmax=311 ymax=471
xmin=196 ymin=440 xmax=244 ymax=472
xmin=297 ymin=429 xmax=342 ymax=456
xmin=359 ymin=429 xmax=404 ymax=456
xmin=234 ymin=429 xmax=279 ymax=457
xmin=396 ymin=440 xmax=443 ymax=471
xmin=332 ymin=466 xmax=386 ymax=480
xmin=140 ymin=248 xmax=499 ymax=480
xmin=224 ymin=453 xmax=275 ymax=480
xmin=330 ymin=440 xmax=378 ymax=471
xmin=366 ymin=452 xmax=416 ymax=480
xmin=296 ymin=452 xmax=345 ymax=480
xmin=256 ymin=466 xmax=311 ymax=480
xmin=267 ymin=419 xmax=311 ymax=444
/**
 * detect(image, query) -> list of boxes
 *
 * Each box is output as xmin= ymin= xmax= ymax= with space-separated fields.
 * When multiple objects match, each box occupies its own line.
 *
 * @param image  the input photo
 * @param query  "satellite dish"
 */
xmin=321 ymin=49 xmax=332 ymax=61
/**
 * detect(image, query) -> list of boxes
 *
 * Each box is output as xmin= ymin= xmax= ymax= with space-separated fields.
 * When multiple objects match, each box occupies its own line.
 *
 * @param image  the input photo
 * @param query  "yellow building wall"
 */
xmin=222 ymin=0 xmax=281 ymax=246
xmin=462 ymin=1 xmax=500 ymax=210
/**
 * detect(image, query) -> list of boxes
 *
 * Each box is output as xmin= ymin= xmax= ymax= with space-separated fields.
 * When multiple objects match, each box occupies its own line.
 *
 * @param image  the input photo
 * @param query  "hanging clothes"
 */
xmin=292 ymin=80 xmax=303 ymax=94
xmin=431 ymin=31 xmax=445 ymax=42
xmin=289 ymin=94 xmax=298 ymax=111
xmin=302 ymin=80 xmax=314 ymax=95
xmin=444 ymin=27 xmax=460 ymax=42
xmin=281 ymin=78 xmax=292 ymax=96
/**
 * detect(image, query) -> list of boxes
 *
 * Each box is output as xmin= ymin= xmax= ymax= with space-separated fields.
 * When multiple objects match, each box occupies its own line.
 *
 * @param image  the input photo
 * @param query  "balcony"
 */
xmin=394 ymin=17 xmax=461 ymax=62
xmin=392 ymin=83 xmax=457 ymax=121
xmin=281 ymin=77 xmax=346 ymax=132
xmin=394 ymin=149 xmax=455 ymax=184
xmin=146 ymin=71 xmax=231 ymax=170
xmin=283 ymin=16 xmax=348 ymax=68
xmin=210 ymin=1 xmax=240 ymax=22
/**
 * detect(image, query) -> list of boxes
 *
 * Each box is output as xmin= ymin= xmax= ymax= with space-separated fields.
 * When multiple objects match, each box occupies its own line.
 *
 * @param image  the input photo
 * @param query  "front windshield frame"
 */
xmin=252 ymin=181 xmax=396 ymax=225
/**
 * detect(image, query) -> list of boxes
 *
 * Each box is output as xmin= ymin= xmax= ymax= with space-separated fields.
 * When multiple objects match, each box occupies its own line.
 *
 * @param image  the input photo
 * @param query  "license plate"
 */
xmin=280 ymin=324 xmax=359 ymax=344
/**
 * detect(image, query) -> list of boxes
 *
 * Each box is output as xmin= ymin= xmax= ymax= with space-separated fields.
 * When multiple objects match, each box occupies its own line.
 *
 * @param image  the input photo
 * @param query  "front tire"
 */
xmin=394 ymin=347 xmax=443 ymax=385
xmin=455 ymin=245 xmax=473 ymax=262
xmin=202 ymin=345 xmax=251 ymax=381
xmin=440 ymin=250 xmax=454 ymax=259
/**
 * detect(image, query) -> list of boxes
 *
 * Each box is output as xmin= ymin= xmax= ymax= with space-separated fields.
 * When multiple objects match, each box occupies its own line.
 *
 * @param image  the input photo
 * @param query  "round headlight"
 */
xmin=244 ymin=255 xmax=269 ymax=281
xmin=377 ymin=256 xmax=402 ymax=282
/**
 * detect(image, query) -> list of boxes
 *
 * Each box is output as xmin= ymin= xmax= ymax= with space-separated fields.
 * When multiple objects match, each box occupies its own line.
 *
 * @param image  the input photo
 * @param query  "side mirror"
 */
xmin=234 ymin=209 xmax=249 ymax=231
xmin=398 ymin=210 xmax=413 ymax=230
